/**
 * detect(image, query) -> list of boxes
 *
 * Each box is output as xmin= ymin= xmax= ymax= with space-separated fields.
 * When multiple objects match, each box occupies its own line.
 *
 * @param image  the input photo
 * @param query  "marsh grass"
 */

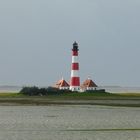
xmin=0 ymin=92 xmax=140 ymax=99
xmin=0 ymin=92 xmax=140 ymax=107
xmin=0 ymin=93 xmax=23 ymax=97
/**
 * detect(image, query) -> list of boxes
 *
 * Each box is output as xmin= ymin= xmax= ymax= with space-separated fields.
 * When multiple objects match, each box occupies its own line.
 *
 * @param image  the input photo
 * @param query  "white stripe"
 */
xmin=72 ymin=56 xmax=79 ymax=63
xmin=71 ymin=70 xmax=79 ymax=77
xmin=70 ymin=86 xmax=80 ymax=91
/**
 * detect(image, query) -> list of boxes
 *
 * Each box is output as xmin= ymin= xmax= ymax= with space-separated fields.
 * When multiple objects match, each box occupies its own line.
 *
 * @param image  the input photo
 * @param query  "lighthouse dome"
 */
xmin=72 ymin=41 xmax=79 ymax=51
xmin=73 ymin=41 xmax=78 ymax=46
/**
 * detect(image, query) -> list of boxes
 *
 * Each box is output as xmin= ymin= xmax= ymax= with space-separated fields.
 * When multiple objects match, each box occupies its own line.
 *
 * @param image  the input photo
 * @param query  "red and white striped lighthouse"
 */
xmin=70 ymin=42 xmax=80 ymax=91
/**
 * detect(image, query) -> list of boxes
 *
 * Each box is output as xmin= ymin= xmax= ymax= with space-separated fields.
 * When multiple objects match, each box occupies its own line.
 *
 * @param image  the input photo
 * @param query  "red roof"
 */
xmin=81 ymin=78 xmax=97 ymax=89
xmin=54 ymin=79 xmax=70 ymax=88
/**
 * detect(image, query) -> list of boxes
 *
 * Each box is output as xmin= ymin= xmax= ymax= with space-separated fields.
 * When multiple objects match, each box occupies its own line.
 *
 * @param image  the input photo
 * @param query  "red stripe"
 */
xmin=71 ymin=77 xmax=80 ymax=86
xmin=72 ymin=51 xmax=78 ymax=56
xmin=72 ymin=63 xmax=79 ymax=70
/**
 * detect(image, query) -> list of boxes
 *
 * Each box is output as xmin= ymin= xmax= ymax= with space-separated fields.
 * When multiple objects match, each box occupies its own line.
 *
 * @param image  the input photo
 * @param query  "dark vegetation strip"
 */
xmin=0 ymin=98 xmax=140 ymax=107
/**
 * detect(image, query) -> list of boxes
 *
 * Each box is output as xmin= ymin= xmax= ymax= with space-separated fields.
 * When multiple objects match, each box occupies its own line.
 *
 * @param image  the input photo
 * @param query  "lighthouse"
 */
xmin=70 ymin=42 xmax=80 ymax=91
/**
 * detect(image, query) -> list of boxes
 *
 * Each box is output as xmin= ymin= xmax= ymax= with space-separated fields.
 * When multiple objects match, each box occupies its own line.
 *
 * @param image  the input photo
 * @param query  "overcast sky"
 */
xmin=0 ymin=0 xmax=140 ymax=87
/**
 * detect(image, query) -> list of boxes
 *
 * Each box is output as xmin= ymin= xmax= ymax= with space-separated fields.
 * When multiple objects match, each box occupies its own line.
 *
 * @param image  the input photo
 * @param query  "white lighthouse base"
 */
xmin=70 ymin=86 xmax=80 ymax=92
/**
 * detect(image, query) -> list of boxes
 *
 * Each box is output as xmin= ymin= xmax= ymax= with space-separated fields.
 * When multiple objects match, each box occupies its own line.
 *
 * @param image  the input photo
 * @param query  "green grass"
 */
xmin=0 ymin=92 xmax=140 ymax=107
xmin=46 ymin=92 xmax=118 ymax=100
xmin=43 ymin=92 xmax=140 ymax=101
xmin=0 ymin=92 xmax=140 ymax=98
xmin=0 ymin=92 xmax=112 ymax=97
xmin=117 ymin=93 xmax=140 ymax=96
xmin=0 ymin=93 xmax=23 ymax=97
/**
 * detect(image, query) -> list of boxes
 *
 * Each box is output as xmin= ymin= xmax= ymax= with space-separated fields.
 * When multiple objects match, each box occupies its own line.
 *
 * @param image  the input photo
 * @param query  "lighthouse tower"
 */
xmin=70 ymin=42 xmax=80 ymax=91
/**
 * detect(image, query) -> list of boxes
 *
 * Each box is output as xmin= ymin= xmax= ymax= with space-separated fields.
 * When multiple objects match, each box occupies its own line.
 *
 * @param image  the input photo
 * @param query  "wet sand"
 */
xmin=0 ymin=105 xmax=140 ymax=140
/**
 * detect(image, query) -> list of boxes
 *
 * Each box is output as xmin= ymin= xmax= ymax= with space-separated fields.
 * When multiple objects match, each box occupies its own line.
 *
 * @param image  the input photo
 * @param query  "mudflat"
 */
xmin=0 ymin=105 xmax=140 ymax=140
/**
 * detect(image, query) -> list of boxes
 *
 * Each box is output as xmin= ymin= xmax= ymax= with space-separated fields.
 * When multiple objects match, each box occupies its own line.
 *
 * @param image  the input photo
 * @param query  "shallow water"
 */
xmin=0 ymin=105 xmax=140 ymax=140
